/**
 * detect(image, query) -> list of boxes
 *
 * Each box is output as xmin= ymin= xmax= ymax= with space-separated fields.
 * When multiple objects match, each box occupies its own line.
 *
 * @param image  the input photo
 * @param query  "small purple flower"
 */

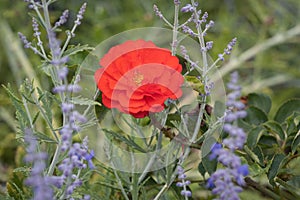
xmin=53 ymin=85 xmax=67 ymax=93
xmin=55 ymin=10 xmax=69 ymax=27
xmin=182 ymin=25 xmax=197 ymax=37
xmin=201 ymin=12 xmax=208 ymax=23
xmin=153 ymin=5 xmax=163 ymax=19
xmin=176 ymin=165 xmax=192 ymax=197
xmin=206 ymin=41 xmax=213 ymax=50
xmin=207 ymin=71 xmax=248 ymax=200
xmin=74 ymin=3 xmax=87 ymax=26
xmin=174 ymin=0 xmax=181 ymax=5
xmin=224 ymin=37 xmax=237 ymax=55
xmin=32 ymin=18 xmax=41 ymax=38
xmin=181 ymin=4 xmax=194 ymax=13
xmin=58 ymin=66 xmax=69 ymax=80
xmin=23 ymin=128 xmax=54 ymax=200
xmin=85 ymin=150 xmax=95 ymax=169
xmin=67 ymin=84 xmax=82 ymax=93
xmin=218 ymin=53 xmax=224 ymax=61
xmin=205 ymin=20 xmax=215 ymax=29
xmin=18 ymin=32 xmax=31 ymax=48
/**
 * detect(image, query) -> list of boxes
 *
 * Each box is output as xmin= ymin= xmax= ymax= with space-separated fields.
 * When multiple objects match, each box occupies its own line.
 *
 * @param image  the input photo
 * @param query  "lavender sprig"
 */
xmin=207 ymin=71 xmax=249 ymax=200
xmin=54 ymin=10 xmax=69 ymax=28
xmin=176 ymin=166 xmax=192 ymax=199
xmin=24 ymin=128 xmax=54 ymax=200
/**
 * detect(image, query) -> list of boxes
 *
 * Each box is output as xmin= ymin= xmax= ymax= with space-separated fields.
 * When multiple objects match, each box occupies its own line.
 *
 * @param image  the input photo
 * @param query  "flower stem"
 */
xmin=47 ymin=139 xmax=62 ymax=175
xmin=171 ymin=4 xmax=180 ymax=55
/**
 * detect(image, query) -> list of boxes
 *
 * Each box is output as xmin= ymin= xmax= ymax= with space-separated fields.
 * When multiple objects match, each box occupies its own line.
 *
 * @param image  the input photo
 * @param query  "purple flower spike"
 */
xmin=176 ymin=165 xmax=192 ymax=197
xmin=207 ymin=71 xmax=248 ymax=200
xmin=55 ymin=10 xmax=69 ymax=27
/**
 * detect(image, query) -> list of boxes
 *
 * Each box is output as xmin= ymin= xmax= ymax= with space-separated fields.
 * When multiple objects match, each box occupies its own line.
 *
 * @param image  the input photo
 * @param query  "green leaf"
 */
xmin=200 ymin=154 xmax=217 ymax=175
xmin=13 ymin=166 xmax=31 ymax=175
xmin=258 ymin=135 xmax=278 ymax=147
xmin=103 ymin=129 xmax=146 ymax=153
xmin=274 ymin=99 xmax=300 ymax=123
xmin=287 ymin=175 xmax=300 ymax=188
xmin=63 ymin=44 xmax=94 ymax=57
xmin=198 ymin=162 xmax=206 ymax=178
xmin=263 ymin=121 xmax=286 ymax=141
xmin=292 ymin=131 xmax=300 ymax=154
xmin=252 ymin=146 xmax=265 ymax=167
xmin=244 ymin=145 xmax=265 ymax=167
xmin=247 ymin=126 xmax=264 ymax=149
xmin=247 ymin=93 xmax=272 ymax=114
xmin=38 ymin=62 xmax=52 ymax=77
xmin=37 ymin=88 xmax=54 ymax=124
xmin=285 ymin=112 xmax=300 ymax=136
xmin=2 ymin=84 xmax=22 ymax=103
xmin=244 ymin=106 xmax=268 ymax=126
xmin=32 ymin=111 xmax=40 ymax=125
xmin=34 ymin=131 xmax=57 ymax=143
xmin=70 ymin=95 xmax=102 ymax=106
xmin=267 ymin=154 xmax=285 ymax=185
xmin=213 ymin=100 xmax=226 ymax=118
xmin=185 ymin=75 xmax=204 ymax=94
xmin=3 ymin=84 xmax=30 ymax=130
xmin=170 ymin=182 xmax=186 ymax=200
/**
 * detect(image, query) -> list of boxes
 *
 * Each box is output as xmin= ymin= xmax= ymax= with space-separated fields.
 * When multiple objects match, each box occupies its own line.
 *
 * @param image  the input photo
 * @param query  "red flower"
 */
xmin=94 ymin=39 xmax=184 ymax=118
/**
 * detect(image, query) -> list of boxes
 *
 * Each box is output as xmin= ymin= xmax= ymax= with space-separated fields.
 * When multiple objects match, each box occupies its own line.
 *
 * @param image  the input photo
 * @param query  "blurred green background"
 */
xmin=0 ymin=0 xmax=299 ymax=197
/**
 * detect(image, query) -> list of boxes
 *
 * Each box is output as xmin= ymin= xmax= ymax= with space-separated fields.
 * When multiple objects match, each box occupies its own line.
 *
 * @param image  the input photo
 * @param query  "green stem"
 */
xmin=47 ymin=139 xmax=62 ymax=175
xmin=171 ymin=4 xmax=180 ymax=55
xmin=218 ymin=24 xmax=300 ymax=77
xmin=245 ymin=177 xmax=281 ymax=200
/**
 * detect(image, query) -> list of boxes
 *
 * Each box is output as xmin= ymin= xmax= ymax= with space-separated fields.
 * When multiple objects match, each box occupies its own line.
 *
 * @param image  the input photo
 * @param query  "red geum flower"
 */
xmin=94 ymin=39 xmax=184 ymax=118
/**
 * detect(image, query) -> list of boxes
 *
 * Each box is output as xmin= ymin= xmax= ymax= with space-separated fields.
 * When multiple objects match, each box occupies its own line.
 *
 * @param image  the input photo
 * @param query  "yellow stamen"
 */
xmin=132 ymin=71 xmax=144 ymax=86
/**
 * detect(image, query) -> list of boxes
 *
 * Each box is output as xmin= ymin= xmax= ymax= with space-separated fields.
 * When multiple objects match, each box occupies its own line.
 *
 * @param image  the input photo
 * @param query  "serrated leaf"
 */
xmin=63 ymin=44 xmax=94 ymax=57
xmin=37 ymin=88 xmax=54 ymax=124
xmin=34 ymin=131 xmax=57 ymax=143
xmin=2 ymin=84 xmax=22 ymax=103
xmin=70 ymin=96 xmax=102 ymax=106
xmin=3 ymin=84 xmax=30 ymax=130
xmin=263 ymin=120 xmax=286 ymax=141
xmin=247 ymin=126 xmax=264 ymax=149
xmin=38 ymin=62 xmax=52 ymax=77
xmin=247 ymin=93 xmax=272 ymax=114
xmin=268 ymin=154 xmax=285 ymax=186
xmin=32 ymin=111 xmax=40 ymax=125
xmin=244 ymin=106 xmax=268 ymax=125
xmin=274 ymin=99 xmax=300 ymax=123
xmin=102 ymin=129 xmax=146 ymax=153
xmin=13 ymin=166 xmax=31 ymax=174
xmin=184 ymin=75 xmax=204 ymax=94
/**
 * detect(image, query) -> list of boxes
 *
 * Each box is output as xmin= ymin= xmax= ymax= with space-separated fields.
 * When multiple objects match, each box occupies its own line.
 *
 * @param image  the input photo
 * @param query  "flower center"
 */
xmin=132 ymin=71 xmax=144 ymax=86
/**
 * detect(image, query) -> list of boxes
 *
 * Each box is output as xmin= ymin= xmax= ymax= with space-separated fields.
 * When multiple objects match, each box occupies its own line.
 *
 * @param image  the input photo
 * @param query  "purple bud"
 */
xmin=174 ymin=0 xmax=181 ymax=5
xmin=218 ymin=54 xmax=224 ymax=61
xmin=206 ymin=41 xmax=213 ymax=50
xmin=67 ymin=84 xmax=81 ymax=93
xmin=55 ymin=10 xmax=69 ymax=27
xmin=58 ymin=67 xmax=69 ymax=80
xmin=181 ymin=4 xmax=194 ymax=13
xmin=53 ymin=85 xmax=67 ymax=93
